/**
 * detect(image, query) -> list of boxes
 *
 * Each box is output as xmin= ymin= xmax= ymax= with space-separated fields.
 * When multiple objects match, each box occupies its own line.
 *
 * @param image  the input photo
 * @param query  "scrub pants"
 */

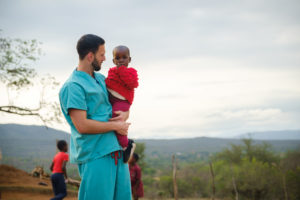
xmin=77 ymin=151 xmax=132 ymax=200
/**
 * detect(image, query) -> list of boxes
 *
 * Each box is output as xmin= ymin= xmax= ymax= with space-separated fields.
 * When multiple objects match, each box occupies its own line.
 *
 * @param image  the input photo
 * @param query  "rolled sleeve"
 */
xmin=60 ymin=82 xmax=87 ymax=115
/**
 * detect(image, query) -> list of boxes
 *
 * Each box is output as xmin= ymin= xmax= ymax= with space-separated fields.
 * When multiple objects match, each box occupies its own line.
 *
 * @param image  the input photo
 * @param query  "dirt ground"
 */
xmin=0 ymin=164 xmax=77 ymax=200
xmin=0 ymin=191 xmax=77 ymax=200
xmin=0 ymin=165 xmax=216 ymax=200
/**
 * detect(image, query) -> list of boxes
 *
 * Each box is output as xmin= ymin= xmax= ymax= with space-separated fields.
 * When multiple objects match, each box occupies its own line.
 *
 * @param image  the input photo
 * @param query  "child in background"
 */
xmin=129 ymin=153 xmax=144 ymax=200
xmin=105 ymin=45 xmax=139 ymax=163
xmin=49 ymin=140 xmax=69 ymax=200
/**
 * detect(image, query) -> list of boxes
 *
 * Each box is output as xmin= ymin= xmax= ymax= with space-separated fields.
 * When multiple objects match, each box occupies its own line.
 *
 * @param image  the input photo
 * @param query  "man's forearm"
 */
xmin=69 ymin=109 xmax=129 ymax=135
xmin=76 ymin=118 xmax=118 ymax=134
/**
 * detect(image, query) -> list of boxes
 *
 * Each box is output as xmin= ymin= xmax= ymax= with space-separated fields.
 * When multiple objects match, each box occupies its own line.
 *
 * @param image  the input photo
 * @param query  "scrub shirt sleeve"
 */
xmin=60 ymin=82 xmax=87 ymax=115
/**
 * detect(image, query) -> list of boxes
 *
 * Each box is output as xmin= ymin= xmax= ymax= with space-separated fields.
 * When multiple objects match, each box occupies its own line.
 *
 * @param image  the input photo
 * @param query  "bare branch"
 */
xmin=0 ymin=105 xmax=40 ymax=116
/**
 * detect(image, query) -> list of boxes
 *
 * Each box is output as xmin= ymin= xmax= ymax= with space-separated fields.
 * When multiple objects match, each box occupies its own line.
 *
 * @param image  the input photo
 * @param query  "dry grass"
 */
xmin=139 ymin=197 xmax=224 ymax=200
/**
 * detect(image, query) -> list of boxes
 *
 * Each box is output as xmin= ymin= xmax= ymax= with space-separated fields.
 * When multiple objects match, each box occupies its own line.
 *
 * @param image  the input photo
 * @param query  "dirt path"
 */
xmin=1 ymin=191 xmax=77 ymax=200
xmin=0 ymin=164 xmax=77 ymax=200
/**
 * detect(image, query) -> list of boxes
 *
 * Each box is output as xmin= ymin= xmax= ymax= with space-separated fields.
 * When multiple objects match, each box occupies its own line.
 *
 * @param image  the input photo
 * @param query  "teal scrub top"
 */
xmin=59 ymin=69 xmax=122 ymax=164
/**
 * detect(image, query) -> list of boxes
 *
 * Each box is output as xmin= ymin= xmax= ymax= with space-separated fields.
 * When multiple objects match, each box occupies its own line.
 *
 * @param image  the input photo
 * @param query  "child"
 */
xmin=105 ymin=45 xmax=139 ymax=163
xmin=49 ymin=140 xmax=69 ymax=200
xmin=129 ymin=153 xmax=144 ymax=200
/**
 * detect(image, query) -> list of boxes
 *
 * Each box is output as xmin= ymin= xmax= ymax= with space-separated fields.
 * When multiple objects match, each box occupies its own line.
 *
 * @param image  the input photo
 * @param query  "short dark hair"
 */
xmin=57 ymin=140 xmax=67 ymax=151
xmin=76 ymin=34 xmax=105 ymax=60
xmin=133 ymin=153 xmax=139 ymax=162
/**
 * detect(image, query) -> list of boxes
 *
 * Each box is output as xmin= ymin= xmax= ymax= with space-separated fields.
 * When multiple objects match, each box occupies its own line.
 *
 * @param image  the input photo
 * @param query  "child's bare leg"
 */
xmin=123 ymin=139 xmax=135 ymax=163
xmin=129 ymin=142 xmax=136 ymax=161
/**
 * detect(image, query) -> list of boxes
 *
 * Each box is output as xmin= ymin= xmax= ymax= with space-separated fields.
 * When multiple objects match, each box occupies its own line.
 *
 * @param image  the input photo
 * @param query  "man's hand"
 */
xmin=109 ymin=110 xmax=130 ymax=122
xmin=114 ymin=121 xmax=131 ymax=136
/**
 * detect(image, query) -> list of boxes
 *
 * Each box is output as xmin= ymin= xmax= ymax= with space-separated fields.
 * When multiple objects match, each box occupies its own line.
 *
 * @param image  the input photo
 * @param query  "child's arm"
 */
xmin=49 ymin=162 xmax=54 ymax=172
xmin=62 ymin=160 xmax=68 ymax=180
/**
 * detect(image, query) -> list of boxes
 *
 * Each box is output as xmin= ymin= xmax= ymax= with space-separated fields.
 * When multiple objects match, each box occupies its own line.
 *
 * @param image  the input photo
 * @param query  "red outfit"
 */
xmin=105 ymin=66 xmax=139 ymax=148
xmin=105 ymin=66 xmax=139 ymax=105
xmin=52 ymin=152 xmax=69 ymax=173
xmin=129 ymin=163 xmax=144 ymax=198
xmin=109 ymin=93 xmax=131 ymax=147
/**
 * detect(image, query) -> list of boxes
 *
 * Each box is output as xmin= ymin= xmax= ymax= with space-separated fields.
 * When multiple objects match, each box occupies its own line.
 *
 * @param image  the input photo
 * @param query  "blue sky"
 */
xmin=0 ymin=0 xmax=300 ymax=138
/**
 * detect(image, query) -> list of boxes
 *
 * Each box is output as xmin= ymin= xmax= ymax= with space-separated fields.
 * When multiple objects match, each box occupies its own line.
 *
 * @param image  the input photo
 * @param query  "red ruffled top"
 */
xmin=105 ymin=66 xmax=139 ymax=104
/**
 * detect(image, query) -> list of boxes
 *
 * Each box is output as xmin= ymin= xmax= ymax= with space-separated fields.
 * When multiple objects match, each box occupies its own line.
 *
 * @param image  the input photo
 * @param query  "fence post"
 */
xmin=209 ymin=162 xmax=215 ymax=200
xmin=172 ymin=154 xmax=178 ymax=200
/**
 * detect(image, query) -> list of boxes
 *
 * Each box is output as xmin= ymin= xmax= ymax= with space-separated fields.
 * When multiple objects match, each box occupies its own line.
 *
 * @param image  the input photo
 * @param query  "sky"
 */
xmin=0 ymin=0 xmax=300 ymax=139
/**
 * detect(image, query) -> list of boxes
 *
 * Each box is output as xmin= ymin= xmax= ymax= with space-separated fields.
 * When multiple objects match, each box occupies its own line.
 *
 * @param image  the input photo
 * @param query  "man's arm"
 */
xmin=69 ymin=109 xmax=130 ymax=135
xmin=109 ymin=110 xmax=130 ymax=121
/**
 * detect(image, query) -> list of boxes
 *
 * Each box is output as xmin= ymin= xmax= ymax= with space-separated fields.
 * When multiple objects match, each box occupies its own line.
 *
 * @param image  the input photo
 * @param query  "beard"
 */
xmin=92 ymin=58 xmax=101 ymax=71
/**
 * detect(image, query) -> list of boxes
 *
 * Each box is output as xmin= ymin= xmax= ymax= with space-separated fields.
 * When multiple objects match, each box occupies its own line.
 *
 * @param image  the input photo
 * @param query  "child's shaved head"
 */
xmin=113 ymin=45 xmax=130 ymax=56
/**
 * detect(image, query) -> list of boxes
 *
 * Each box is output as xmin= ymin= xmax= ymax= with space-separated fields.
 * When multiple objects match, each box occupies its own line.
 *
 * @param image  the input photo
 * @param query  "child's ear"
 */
xmin=129 ymin=57 xmax=132 ymax=63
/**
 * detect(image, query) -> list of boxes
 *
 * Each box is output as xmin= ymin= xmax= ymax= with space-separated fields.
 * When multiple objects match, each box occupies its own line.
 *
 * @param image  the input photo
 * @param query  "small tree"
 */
xmin=135 ymin=142 xmax=146 ymax=169
xmin=0 ymin=31 xmax=62 ymax=126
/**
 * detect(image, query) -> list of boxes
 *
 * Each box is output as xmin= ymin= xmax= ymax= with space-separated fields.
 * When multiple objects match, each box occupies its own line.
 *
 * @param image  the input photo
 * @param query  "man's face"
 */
xmin=92 ymin=45 xmax=106 ymax=71
xmin=113 ymin=49 xmax=131 ymax=67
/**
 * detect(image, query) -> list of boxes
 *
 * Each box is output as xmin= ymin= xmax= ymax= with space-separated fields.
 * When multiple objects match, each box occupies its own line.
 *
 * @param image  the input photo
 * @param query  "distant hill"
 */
xmin=1 ymin=124 xmax=300 ymax=158
xmin=236 ymin=130 xmax=300 ymax=140
xmin=0 ymin=124 xmax=70 ymax=159
xmin=1 ymin=124 xmax=300 ymax=172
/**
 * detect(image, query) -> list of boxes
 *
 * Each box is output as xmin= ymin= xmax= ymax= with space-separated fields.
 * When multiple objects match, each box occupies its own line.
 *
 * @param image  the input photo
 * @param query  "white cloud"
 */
xmin=1 ymin=0 xmax=300 ymax=138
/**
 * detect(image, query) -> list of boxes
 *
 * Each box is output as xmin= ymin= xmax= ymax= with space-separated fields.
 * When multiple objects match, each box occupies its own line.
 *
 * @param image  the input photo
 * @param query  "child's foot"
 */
xmin=123 ymin=139 xmax=136 ymax=163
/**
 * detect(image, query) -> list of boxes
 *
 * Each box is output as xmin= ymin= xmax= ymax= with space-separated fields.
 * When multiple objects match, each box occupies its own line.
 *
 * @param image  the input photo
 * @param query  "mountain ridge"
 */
xmin=1 ymin=123 xmax=300 ymax=173
xmin=1 ymin=123 xmax=299 ymax=159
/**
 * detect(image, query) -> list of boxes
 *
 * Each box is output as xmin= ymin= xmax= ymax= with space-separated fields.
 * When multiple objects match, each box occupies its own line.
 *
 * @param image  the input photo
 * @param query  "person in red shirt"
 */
xmin=105 ymin=45 xmax=139 ymax=163
xmin=129 ymin=153 xmax=144 ymax=200
xmin=49 ymin=140 xmax=69 ymax=200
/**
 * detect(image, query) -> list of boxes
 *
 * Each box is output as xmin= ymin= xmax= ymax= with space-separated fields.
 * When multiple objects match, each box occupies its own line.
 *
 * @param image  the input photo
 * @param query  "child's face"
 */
xmin=113 ymin=49 xmax=131 ymax=67
xmin=129 ymin=157 xmax=136 ymax=165
xmin=63 ymin=144 xmax=68 ymax=152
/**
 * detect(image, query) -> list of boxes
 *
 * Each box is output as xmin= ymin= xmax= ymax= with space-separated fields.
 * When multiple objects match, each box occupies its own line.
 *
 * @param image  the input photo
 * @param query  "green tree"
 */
xmin=279 ymin=149 xmax=300 ymax=200
xmin=212 ymin=139 xmax=282 ymax=200
xmin=135 ymin=142 xmax=146 ymax=169
xmin=0 ymin=31 xmax=61 ymax=125
xmin=159 ymin=175 xmax=173 ymax=197
xmin=214 ymin=138 xmax=278 ymax=165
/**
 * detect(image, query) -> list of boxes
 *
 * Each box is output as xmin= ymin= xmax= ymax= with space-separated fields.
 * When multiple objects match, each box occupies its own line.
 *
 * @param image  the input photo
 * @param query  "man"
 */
xmin=59 ymin=34 xmax=132 ymax=200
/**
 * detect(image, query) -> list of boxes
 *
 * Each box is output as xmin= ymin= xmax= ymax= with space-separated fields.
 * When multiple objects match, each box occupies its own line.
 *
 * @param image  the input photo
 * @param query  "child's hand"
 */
xmin=109 ymin=111 xmax=129 ymax=121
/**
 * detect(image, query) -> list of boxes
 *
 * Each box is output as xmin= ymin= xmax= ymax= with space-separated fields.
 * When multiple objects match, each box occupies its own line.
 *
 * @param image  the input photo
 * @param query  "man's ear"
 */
xmin=86 ymin=52 xmax=94 ymax=63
